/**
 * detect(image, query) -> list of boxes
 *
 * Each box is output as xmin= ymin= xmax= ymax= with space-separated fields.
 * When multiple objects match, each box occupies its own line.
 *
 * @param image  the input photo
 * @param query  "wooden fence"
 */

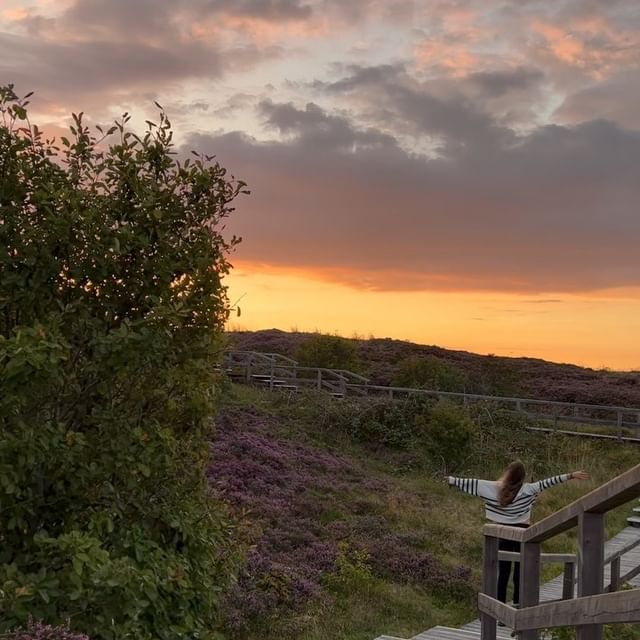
xmin=479 ymin=463 xmax=640 ymax=639
xmin=222 ymin=351 xmax=640 ymax=441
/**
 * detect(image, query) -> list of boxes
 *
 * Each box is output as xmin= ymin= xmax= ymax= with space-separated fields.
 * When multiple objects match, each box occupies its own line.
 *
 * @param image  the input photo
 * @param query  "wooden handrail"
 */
xmin=498 ymin=551 xmax=576 ymax=564
xmin=483 ymin=464 xmax=640 ymax=545
xmin=480 ymin=463 xmax=640 ymax=640
xmin=479 ymin=590 xmax=640 ymax=632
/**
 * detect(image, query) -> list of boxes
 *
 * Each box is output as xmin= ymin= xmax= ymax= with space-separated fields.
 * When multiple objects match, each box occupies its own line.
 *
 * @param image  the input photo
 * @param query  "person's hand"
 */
xmin=570 ymin=470 xmax=589 ymax=481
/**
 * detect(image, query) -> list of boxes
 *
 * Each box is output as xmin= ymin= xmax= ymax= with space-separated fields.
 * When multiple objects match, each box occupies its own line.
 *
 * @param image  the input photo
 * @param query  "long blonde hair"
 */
xmin=498 ymin=460 xmax=526 ymax=506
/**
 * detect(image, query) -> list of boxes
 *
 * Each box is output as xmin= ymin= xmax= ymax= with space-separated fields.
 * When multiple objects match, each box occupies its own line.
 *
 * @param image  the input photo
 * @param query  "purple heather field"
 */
xmin=227 ymin=330 xmax=640 ymax=406
xmin=208 ymin=404 xmax=472 ymax=633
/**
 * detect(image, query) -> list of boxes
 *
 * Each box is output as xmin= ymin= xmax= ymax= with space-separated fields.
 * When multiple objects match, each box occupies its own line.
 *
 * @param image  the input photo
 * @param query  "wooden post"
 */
xmin=562 ymin=561 xmax=575 ymax=600
xmin=617 ymin=411 xmax=623 ymax=441
xmin=519 ymin=541 xmax=541 ymax=640
xmin=246 ymin=353 xmax=252 ymax=383
xmin=610 ymin=557 xmax=621 ymax=592
xmin=481 ymin=534 xmax=499 ymax=640
xmin=317 ymin=369 xmax=322 ymax=391
xmin=577 ymin=512 xmax=604 ymax=640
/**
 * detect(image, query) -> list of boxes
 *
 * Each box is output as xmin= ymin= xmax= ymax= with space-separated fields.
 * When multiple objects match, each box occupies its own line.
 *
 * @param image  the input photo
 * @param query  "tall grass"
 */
xmin=213 ymin=385 xmax=640 ymax=640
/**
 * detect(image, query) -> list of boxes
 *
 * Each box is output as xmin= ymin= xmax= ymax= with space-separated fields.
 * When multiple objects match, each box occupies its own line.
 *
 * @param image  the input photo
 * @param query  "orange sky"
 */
xmin=226 ymin=263 xmax=640 ymax=371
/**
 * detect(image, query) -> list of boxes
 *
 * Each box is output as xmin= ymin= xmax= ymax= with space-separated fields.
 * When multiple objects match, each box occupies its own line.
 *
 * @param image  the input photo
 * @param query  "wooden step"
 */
xmin=461 ymin=620 xmax=516 ymax=639
xmin=627 ymin=515 xmax=640 ymax=527
xmin=413 ymin=625 xmax=512 ymax=640
xmin=374 ymin=636 xmax=408 ymax=640
xmin=253 ymin=377 xmax=288 ymax=385
xmin=412 ymin=627 xmax=481 ymax=640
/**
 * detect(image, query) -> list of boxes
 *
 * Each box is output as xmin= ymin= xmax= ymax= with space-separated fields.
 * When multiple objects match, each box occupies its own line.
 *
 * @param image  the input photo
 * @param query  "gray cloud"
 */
xmin=185 ymin=101 xmax=640 ymax=293
xmin=1 ymin=0 xmax=286 ymax=109
xmin=325 ymin=63 xmax=518 ymax=154
xmin=554 ymin=71 xmax=640 ymax=129
xmin=467 ymin=67 xmax=545 ymax=98
xmin=0 ymin=32 xmax=226 ymax=111
xmin=258 ymin=99 xmax=397 ymax=149
xmin=205 ymin=0 xmax=313 ymax=20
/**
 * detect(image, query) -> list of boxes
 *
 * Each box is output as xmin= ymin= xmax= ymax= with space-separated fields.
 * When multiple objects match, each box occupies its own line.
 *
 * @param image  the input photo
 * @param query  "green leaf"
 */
xmin=72 ymin=556 xmax=83 ymax=576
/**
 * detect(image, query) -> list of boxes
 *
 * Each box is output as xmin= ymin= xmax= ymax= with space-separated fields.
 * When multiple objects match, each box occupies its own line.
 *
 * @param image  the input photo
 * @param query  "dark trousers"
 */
xmin=497 ymin=523 xmax=529 ymax=605
xmin=498 ymin=538 xmax=521 ymax=605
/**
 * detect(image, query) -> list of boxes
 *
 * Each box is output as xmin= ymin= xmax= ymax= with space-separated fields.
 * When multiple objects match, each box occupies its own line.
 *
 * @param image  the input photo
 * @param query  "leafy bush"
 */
xmin=5 ymin=620 xmax=90 ymax=640
xmin=0 ymin=86 xmax=243 ymax=638
xmin=419 ymin=400 xmax=477 ymax=471
xmin=295 ymin=334 xmax=360 ymax=371
xmin=353 ymin=400 xmax=425 ymax=448
xmin=467 ymin=354 xmax=522 ymax=396
xmin=393 ymin=355 xmax=467 ymax=392
xmin=324 ymin=542 xmax=373 ymax=594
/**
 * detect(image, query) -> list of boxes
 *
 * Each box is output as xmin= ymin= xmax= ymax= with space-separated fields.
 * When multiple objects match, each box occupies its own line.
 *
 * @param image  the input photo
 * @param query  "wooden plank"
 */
xmin=477 ymin=594 xmax=518 ymax=629
xmin=609 ymin=557 xmax=621 ymax=592
xmin=481 ymin=535 xmax=499 ymax=640
xmin=450 ymin=527 xmax=640 ymax=640
xmin=563 ymin=562 xmax=575 ymax=600
xmin=577 ymin=512 xmax=604 ymax=640
xmin=618 ymin=563 xmax=640 ymax=586
xmin=524 ymin=464 xmax=640 ymax=543
xmin=519 ymin=542 xmax=541 ymax=640
xmin=578 ymin=513 xmax=604 ymax=597
xmin=604 ymin=531 xmax=640 ymax=563
xmin=499 ymin=551 xmax=576 ymax=564
xmin=511 ymin=589 xmax=640 ymax=631
xmin=483 ymin=524 xmax=526 ymax=542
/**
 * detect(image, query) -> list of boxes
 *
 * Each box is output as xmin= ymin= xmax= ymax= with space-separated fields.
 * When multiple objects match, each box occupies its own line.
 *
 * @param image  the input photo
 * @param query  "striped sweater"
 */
xmin=447 ymin=474 xmax=571 ymax=524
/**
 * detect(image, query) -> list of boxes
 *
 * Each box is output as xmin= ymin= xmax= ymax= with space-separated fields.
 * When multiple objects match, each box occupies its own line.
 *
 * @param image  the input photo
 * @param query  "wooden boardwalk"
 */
xmin=377 ymin=526 xmax=640 ymax=640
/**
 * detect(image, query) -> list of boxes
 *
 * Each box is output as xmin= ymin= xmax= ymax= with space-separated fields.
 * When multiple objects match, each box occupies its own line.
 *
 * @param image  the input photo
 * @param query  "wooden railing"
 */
xmin=479 ymin=464 xmax=640 ymax=639
xmin=222 ymin=351 xmax=640 ymax=439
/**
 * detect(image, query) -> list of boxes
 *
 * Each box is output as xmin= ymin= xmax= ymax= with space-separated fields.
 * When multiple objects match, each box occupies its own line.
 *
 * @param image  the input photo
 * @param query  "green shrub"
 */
xmin=418 ymin=401 xmax=477 ymax=471
xmin=393 ymin=356 xmax=467 ymax=392
xmin=295 ymin=334 xmax=360 ymax=371
xmin=324 ymin=543 xmax=374 ymax=595
xmin=0 ymin=86 xmax=242 ymax=638
xmin=467 ymin=354 xmax=522 ymax=396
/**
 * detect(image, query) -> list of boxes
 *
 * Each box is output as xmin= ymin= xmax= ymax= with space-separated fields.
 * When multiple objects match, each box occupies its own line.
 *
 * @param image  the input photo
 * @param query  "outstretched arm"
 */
xmin=529 ymin=470 xmax=589 ymax=494
xmin=448 ymin=476 xmax=494 ymax=498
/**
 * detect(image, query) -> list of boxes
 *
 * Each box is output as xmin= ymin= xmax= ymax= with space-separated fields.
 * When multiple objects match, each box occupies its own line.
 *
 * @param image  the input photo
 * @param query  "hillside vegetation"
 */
xmin=228 ymin=329 xmax=640 ymax=406
xmin=211 ymin=376 xmax=640 ymax=640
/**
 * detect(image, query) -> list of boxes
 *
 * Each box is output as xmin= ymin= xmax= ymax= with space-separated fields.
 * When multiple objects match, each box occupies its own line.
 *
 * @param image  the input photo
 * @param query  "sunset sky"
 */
xmin=2 ymin=0 xmax=639 ymax=370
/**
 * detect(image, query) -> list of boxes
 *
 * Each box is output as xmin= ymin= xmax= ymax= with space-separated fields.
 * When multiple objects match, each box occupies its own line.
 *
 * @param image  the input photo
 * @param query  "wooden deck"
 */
xmin=376 ymin=526 xmax=640 ymax=640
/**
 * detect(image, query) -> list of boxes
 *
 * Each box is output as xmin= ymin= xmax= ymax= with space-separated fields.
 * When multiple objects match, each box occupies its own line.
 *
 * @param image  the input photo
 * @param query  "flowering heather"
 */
xmin=227 ymin=329 xmax=640 ymax=405
xmin=6 ymin=620 xmax=90 ymax=640
xmin=209 ymin=403 xmax=474 ymax=633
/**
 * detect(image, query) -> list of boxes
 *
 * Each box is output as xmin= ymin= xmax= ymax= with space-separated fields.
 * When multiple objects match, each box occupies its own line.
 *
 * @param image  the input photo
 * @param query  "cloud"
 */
xmin=467 ymin=67 xmax=545 ymax=99
xmin=324 ymin=63 xmax=520 ymax=153
xmin=554 ymin=71 xmax=640 ymax=129
xmin=3 ymin=0 xmax=639 ymax=297
xmin=0 ymin=31 xmax=223 ymax=100
xmin=0 ymin=0 xmax=288 ymax=110
xmin=185 ymin=101 xmax=640 ymax=294
xmin=258 ymin=99 xmax=397 ymax=149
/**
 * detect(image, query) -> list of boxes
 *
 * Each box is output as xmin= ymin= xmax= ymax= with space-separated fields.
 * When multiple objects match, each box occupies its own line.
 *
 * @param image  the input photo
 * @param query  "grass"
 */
xmin=212 ymin=384 xmax=640 ymax=640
